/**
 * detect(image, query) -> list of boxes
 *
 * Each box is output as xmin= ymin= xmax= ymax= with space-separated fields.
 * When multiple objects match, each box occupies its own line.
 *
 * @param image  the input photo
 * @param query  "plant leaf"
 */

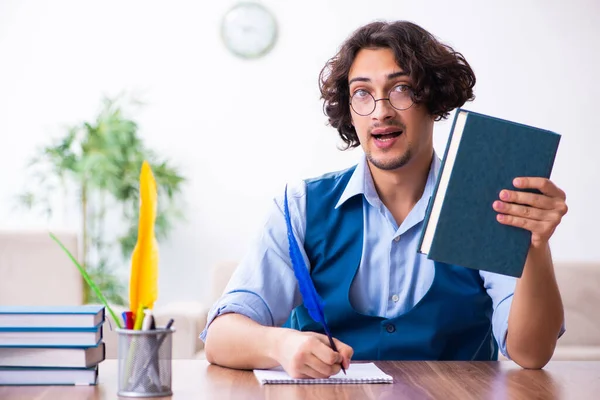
xmin=49 ymin=232 xmax=123 ymax=329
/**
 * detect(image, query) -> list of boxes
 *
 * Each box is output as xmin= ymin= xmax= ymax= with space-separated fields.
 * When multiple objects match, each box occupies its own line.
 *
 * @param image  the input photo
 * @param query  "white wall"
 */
xmin=1 ymin=0 xmax=598 ymax=306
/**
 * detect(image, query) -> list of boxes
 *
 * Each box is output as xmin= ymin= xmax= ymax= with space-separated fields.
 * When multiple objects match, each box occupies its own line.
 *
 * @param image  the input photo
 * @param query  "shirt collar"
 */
xmin=335 ymin=153 xmax=441 ymax=210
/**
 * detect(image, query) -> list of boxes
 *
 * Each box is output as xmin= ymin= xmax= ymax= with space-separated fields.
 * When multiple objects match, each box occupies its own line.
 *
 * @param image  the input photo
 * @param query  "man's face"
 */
xmin=348 ymin=47 xmax=434 ymax=171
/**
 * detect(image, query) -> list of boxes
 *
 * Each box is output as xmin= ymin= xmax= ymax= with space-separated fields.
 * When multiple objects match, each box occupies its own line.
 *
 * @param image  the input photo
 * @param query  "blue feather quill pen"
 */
xmin=283 ymin=185 xmax=346 ymax=374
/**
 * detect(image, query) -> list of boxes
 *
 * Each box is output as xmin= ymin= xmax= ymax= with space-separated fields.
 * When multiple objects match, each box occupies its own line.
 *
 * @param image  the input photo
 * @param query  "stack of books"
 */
xmin=0 ymin=305 xmax=106 ymax=385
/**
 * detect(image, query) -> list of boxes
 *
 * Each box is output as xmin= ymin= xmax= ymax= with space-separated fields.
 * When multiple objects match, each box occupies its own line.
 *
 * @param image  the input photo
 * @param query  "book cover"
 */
xmin=0 ymin=305 xmax=104 ymax=329
xmin=418 ymin=108 xmax=561 ymax=277
xmin=0 ymin=342 xmax=105 ymax=368
xmin=0 ymin=324 xmax=103 ymax=347
xmin=0 ymin=365 xmax=98 ymax=385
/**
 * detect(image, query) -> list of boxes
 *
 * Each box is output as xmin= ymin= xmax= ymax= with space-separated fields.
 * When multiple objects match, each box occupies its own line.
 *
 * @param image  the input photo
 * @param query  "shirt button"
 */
xmin=393 ymin=236 xmax=400 ymax=242
xmin=391 ymin=294 xmax=399 ymax=302
xmin=385 ymin=324 xmax=396 ymax=333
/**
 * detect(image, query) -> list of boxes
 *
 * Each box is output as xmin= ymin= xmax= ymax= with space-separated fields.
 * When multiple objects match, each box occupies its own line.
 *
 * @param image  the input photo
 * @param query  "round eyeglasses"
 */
xmin=350 ymin=84 xmax=415 ymax=116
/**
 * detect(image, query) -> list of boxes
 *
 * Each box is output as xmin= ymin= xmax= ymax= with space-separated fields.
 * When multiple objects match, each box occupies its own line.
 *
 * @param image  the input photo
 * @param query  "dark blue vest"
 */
xmin=286 ymin=166 xmax=498 ymax=361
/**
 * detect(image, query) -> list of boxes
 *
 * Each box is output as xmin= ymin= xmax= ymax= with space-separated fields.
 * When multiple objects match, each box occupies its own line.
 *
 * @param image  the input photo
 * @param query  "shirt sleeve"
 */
xmin=479 ymin=271 xmax=517 ymax=359
xmin=200 ymin=182 xmax=309 ymax=342
xmin=480 ymin=270 xmax=566 ymax=359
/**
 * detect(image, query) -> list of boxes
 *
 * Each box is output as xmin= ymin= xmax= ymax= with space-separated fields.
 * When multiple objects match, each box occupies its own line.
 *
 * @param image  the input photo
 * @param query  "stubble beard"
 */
xmin=367 ymin=145 xmax=413 ymax=171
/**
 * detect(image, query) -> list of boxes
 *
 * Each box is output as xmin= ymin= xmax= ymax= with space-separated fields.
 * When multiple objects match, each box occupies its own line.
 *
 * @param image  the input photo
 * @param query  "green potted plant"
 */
xmin=17 ymin=95 xmax=185 ymax=305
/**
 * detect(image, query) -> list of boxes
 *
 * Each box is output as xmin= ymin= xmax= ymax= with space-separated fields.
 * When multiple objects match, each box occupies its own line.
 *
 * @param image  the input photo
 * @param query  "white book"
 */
xmin=0 ymin=342 xmax=105 ymax=368
xmin=0 ymin=366 xmax=98 ymax=385
xmin=253 ymin=362 xmax=393 ymax=384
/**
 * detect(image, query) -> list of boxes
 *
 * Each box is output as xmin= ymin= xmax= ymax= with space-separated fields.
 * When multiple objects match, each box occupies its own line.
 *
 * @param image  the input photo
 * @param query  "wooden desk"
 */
xmin=1 ymin=360 xmax=599 ymax=399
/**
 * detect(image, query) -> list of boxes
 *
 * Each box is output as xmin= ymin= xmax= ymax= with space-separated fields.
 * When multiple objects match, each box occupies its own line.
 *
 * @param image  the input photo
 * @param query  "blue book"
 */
xmin=418 ymin=109 xmax=560 ymax=278
xmin=0 ymin=305 xmax=104 ymax=329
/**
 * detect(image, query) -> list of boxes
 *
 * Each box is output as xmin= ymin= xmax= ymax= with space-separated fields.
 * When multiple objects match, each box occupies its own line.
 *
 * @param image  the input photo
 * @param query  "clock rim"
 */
xmin=220 ymin=1 xmax=279 ymax=59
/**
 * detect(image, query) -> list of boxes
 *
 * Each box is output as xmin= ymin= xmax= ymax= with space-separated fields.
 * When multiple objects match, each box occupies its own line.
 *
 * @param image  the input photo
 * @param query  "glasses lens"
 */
xmin=389 ymin=88 xmax=413 ymax=111
xmin=351 ymin=92 xmax=375 ymax=116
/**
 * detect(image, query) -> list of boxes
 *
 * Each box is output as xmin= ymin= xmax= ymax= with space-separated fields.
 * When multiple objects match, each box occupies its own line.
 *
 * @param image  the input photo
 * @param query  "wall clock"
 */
xmin=221 ymin=2 xmax=278 ymax=59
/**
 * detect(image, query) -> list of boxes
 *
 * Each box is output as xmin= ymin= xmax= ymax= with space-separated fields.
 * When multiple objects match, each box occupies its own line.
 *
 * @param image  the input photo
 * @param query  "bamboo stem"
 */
xmin=82 ymin=180 xmax=89 ymax=303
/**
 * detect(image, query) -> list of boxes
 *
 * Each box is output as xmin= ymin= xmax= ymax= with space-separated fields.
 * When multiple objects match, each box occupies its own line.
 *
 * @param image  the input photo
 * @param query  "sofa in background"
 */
xmin=0 ymin=231 xmax=83 ymax=306
xmin=552 ymin=264 xmax=600 ymax=360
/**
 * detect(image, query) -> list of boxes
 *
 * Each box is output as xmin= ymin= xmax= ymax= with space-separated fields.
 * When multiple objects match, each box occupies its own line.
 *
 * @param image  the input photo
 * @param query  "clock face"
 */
xmin=221 ymin=2 xmax=278 ymax=59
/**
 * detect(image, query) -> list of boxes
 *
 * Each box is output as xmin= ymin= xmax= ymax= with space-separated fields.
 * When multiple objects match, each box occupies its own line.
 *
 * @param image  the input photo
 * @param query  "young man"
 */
xmin=201 ymin=21 xmax=567 ymax=378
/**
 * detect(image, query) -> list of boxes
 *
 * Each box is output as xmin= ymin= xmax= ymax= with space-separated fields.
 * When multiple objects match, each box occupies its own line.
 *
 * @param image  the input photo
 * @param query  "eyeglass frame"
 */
xmin=349 ymin=84 xmax=417 ymax=116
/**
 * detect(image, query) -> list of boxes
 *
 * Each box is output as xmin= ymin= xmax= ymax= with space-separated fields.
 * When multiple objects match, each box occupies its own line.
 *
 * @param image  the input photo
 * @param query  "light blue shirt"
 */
xmin=201 ymin=154 xmax=519 ymax=358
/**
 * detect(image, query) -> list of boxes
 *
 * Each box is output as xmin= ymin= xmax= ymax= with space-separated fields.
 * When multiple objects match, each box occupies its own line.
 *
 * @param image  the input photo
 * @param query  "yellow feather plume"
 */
xmin=129 ymin=161 xmax=159 ymax=317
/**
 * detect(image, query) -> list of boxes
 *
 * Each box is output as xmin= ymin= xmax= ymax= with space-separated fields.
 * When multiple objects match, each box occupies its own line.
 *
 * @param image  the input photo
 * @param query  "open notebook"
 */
xmin=253 ymin=362 xmax=393 ymax=384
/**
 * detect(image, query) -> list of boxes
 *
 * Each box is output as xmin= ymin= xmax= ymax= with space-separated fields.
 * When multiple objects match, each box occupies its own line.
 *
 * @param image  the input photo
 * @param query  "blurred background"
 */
xmin=0 ymin=0 xmax=598 ymax=357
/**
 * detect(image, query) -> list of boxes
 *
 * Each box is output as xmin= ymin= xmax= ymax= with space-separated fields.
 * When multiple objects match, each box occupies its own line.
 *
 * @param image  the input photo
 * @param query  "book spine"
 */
xmin=417 ymin=108 xmax=467 ymax=253
xmin=546 ymin=134 xmax=561 ymax=179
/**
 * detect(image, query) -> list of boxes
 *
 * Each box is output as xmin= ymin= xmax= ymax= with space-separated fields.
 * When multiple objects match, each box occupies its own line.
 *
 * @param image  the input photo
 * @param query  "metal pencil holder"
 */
xmin=116 ymin=328 xmax=175 ymax=398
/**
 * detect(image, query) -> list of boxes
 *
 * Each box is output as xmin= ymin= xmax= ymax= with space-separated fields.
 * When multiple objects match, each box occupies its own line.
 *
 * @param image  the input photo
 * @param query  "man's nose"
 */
xmin=371 ymin=98 xmax=395 ymax=121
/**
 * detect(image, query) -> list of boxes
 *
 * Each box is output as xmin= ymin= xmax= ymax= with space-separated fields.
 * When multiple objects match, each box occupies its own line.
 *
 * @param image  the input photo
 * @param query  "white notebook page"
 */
xmin=253 ymin=362 xmax=393 ymax=384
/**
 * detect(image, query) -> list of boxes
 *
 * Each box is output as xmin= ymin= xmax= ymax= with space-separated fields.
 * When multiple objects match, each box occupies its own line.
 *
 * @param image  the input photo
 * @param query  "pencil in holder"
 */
xmin=116 ymin=328 xmax=175 ymax=398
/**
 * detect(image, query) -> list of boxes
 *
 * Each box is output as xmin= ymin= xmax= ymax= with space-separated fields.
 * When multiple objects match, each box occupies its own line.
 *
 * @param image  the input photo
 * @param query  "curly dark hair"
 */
xmin=320 ymin=20 xmax=476 ymax=149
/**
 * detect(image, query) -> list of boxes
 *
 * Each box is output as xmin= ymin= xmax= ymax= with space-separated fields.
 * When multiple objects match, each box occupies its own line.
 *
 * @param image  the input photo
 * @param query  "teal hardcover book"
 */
xmin=418 ymin=109 xmax=561 ymax=278
xmin=0 ymin=305 xmax=105 ymax=347
xmin=0 ymin=305 xmax=104 ymax=329
xmin=0 ymin=325 xmax=103 ymax=347
xmin=0 ymin=342 xmax=105 ymax=368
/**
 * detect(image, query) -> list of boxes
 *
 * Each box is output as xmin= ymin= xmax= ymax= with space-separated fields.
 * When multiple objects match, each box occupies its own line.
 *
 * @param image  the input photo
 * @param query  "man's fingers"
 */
xmin=332 ymin=337 xmax=354 ymax=369
xmin=497 ymin=214 xmax=547 ymax=233
xmin=288 ymin=351 xmax=332 ymax=379
xmin=513 ymin=177 xmax=565 ymax=199
xmin=499 ymin=189 xmax=555 ymax=210
xmin=309 ymin=333 xmax=353 ymax=370
xmin=493 ymin=201 xmax=546 ymax=221
xmin=311 ymin=339 xmax=342 ymax=365
xmin=305 ymin=353 xmax=341 ymax=377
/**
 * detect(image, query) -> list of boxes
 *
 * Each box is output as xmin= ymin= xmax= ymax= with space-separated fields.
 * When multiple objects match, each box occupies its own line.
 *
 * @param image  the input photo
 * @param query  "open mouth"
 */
xmin=372 ymin=130 xmax=403 ymax=141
